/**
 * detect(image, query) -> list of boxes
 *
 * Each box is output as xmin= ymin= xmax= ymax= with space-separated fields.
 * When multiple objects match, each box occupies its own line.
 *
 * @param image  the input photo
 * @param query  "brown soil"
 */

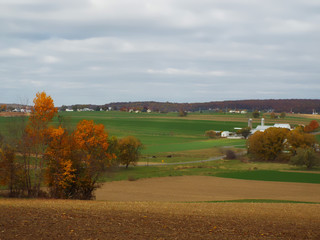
xmin=0 ymin=112 xmax=29 ymax=117
xmin=96 ymin=176 xmax=320 ymax=202
xmin=0 ymin=199 xmax=319 ymax=240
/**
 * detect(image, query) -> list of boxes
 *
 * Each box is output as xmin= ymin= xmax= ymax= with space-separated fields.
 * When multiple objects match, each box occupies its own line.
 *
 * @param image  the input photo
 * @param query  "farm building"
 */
xmin=251 ymin=118 xmax=291 ymax=134
xmin=221 ymin=131 xmax=231 ymax=137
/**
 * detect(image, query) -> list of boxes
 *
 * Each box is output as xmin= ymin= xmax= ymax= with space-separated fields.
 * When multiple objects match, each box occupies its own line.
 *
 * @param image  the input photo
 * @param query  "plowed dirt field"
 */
xmin=0 ymin=199 xmax=319 ymax=240
xmin=1 ymin=176 xmax=320 ymax=239
xmin=96 ymin=176 xmax=320 ymax=202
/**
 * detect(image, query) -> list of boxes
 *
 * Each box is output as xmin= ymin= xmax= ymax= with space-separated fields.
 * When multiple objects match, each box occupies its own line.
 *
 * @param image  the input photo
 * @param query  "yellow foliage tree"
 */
xmin=118 ymin=136 xmax=143 ymax=168
xmin=287 ymin=129 xmax=316 ymax=155
xmin=247 ymin=127 xmax=290 ymax=161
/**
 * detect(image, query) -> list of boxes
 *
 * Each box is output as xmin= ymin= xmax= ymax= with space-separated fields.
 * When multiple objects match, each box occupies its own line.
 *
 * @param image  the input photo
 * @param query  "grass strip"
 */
xmin=215 ymin=170 xmax=320 ymax=184
xmin=201 ymin=199 xmax=320 ymax=204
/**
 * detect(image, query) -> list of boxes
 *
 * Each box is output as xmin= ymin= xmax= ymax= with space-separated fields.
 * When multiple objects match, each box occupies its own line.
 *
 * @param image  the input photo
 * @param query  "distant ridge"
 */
xmin=100 ymin=99 xmax=320 ymax=114
xmin=3 ymin=99 xmax=320 ymax=114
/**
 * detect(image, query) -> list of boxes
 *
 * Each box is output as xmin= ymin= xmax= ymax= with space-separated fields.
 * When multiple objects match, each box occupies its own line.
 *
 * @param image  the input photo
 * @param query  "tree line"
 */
xmin=0 ymin=92 xmax=142 ymax=199
xmin=99 ymin=99 xmax=320 ymax=114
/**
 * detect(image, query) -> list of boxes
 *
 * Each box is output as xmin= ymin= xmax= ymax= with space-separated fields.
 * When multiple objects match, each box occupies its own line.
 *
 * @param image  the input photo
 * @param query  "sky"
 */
xmin=1 ymin=0 xmax=320 ymax=106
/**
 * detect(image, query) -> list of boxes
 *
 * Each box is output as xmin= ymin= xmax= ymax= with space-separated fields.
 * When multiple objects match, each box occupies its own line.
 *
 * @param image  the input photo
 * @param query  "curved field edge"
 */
xmin=0 ymin=199 xmax=319 ymax=240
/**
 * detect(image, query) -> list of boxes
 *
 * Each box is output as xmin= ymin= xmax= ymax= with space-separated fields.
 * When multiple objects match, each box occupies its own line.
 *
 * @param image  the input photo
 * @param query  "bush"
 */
xmin=252 ymin=110 xmax=260 ymax=118
xmin=178 ymin=110 xmax=188 ymax=117
xmin=128 ymin=175 xmax=138 ymax=181
xmin=270 ymin=112 xmax=277 ymax=119
xmin=236 ymin=127 xmax=251 ymax=139
xmin=205 ymin=130 xmax=218 ymax=139
xmin=225 ymin=150 xmax=237 ymax=160
xmin=290 ymin=147 xmax=320 ymax=169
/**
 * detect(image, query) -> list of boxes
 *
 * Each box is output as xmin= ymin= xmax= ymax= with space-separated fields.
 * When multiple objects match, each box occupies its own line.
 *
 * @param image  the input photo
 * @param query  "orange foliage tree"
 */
xmin=309 ymin=120 xmax=319 ymax=131
xmin=26 ymin=91 xmax=58 ymax=196
xmin=304 ymin=120 xmax=319 ymax=132
xmin=45 ymin=127 xmax=76 ymax=199
xmin=72 ymin=120 xmax=112 ymax=199
xmin=0 ymin=104 xmax=7 ymax=112
xmin=45 ymin=120 xmax=113 ymax=199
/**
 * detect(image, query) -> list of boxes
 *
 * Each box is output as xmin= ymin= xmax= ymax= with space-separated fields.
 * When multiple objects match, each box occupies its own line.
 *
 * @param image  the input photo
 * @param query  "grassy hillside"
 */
xmin=55 ymin=111 xmax=248 ymax=154
xmin=0 ymin=111 xmax=318 ymax=155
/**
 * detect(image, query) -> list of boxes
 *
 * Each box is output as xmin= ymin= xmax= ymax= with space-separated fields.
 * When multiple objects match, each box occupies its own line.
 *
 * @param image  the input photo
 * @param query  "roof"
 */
xmin=273 ymin=124 xmax=291 ymax=129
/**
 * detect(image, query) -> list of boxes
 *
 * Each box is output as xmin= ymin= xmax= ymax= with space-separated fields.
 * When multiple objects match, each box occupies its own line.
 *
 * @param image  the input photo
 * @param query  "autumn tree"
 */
xmin=26 ymin=91 xmax=58 ymax=196
xmin=286 ymin=129 xmax=316 ymax=155
xmin=237 ymin=127 xmax=251 ymax=139
xmin=107 ymin=136 xmax=120 ymax=166
xmin=45 ymin=127 xmax=76 ymax=199
xmin=72 ymin=120 xmax=112 ymax=199
xmin=270 ymin=112 xmax=277 ymax=119
xmin=45 ymin=120 xmax=113 ymax=199
xmin=0 ymin=145 xmax=24 ymax=196
xmin=304 ymin=120 xmax=319 ymax=133
xmin=309 ymin=120 xmax=319 ymax=131
xmin=0 ymin=104 xmax=7 ymax=112
xmin=118 ymin=136 xmax=143 ymax=168
xmin=247 ymin=127 xmax=290 ymax=161
xmin=252 ymin=110 xmax=260 ymax=118
xmin=205 ymin=130 xmax=218 ymax=139
xmin=178 ymin=110 xmax=188 ymax=117
xmin=290 ymin=147 xmax=320 ymax=169
xmin=280 ymin=112 xmax=286 ymax=119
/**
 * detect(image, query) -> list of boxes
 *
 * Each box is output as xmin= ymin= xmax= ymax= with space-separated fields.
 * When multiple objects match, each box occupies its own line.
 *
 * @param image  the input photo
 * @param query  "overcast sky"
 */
xmin=1 ymin=0 xmax=320 ymax=106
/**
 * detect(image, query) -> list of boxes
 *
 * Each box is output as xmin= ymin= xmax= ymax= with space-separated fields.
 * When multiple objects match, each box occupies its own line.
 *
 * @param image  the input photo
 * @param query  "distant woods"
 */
xmin=89 ymin=99 xmax=320 ymax=114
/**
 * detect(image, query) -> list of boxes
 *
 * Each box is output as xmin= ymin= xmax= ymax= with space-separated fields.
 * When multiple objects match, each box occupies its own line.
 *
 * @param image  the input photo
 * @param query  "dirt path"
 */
xmin=96 ymin=176 xmax=320 ymax=202
xmin=0 ymin=199 xmax=319 ymax=240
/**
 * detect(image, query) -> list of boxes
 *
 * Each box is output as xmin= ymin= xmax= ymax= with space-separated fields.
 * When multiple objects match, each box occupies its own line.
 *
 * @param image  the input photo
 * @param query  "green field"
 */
xmin=0 ymin=111 xmax=319 ymax=156
xmin=101 ymin=159 xmax=320 ymax=184
xmin=58 ymin=112 xmax=249 ymax=154
xmin=1 ymin=111 xmax=319 ymax=186
xmin=0 ymin=111 xmax=248 ymax=155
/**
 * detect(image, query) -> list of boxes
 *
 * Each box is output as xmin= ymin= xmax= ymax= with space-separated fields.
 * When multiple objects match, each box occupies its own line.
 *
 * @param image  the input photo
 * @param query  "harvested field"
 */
xmin=0 ymin=112 xmax=29 ymax=117
xmin=0 ymin=199 xmax=319 ymax=240
xmin=96 ymin=176 xmax=320 ymax=202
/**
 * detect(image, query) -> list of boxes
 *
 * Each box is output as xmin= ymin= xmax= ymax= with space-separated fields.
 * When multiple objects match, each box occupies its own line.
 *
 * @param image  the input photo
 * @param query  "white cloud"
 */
xmin=0 ymin=48 xmax=31 ymax=57
xmin=147 ymin=68 xmax=227 ymax=76
xmin=268 ymin=19 xmax=316 ymax=34
xmin=43 ymin=56 xmax=60 ymax=63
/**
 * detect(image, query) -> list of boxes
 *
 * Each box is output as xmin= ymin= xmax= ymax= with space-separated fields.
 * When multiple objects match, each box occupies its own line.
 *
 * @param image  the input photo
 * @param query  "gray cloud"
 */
xmin=0 ymin=0 xmax=319 ymax=106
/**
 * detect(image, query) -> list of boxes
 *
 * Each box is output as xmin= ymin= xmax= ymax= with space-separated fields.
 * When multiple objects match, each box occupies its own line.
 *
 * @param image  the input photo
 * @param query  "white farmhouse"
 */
xmin=221 ymin=131 xmax=230 ymax=137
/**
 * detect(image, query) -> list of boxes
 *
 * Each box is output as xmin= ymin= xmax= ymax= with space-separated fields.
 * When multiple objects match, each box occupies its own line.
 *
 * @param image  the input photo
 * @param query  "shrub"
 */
xmin=290 ymin=147 xmax=320 ymax=169
xmin=252 ymin=110 xmax=260 ymax=118
xmin=225 ymin=150 xmax=237 ymax=160
xmin=280 ymin=112 xmax=286 ymax=119
xmin=205 ymin=130 xmax=218 ymax=139
xmin=178 ymin=110 xmax=188 ymax=117
xmin=128 ymin=175 xmax=138 ymax=181
xmin=236 ymin=127 xmax=251 ymax=139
